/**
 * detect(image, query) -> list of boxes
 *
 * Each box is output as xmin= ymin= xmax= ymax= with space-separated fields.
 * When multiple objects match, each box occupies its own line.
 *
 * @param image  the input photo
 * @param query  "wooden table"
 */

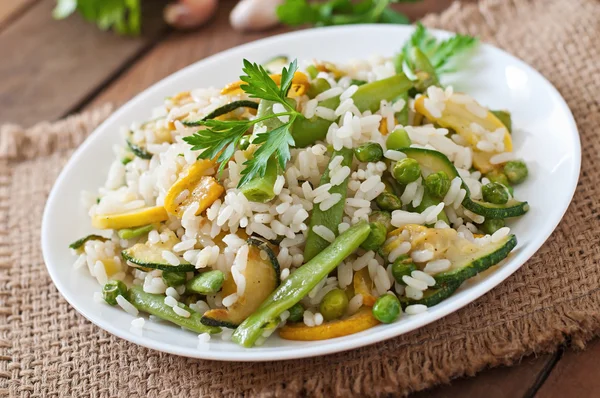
xmin=1 ymin=1 xmax=596 ymax=396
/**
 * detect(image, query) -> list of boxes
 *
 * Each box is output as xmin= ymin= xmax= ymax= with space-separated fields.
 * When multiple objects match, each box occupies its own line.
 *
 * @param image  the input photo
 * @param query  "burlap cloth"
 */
xmin=1 ymin=0 xmax=599 ymax=396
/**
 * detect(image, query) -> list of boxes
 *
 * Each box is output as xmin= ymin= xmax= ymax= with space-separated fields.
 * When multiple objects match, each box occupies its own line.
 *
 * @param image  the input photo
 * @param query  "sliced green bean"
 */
xmin=185 ymin=270 xmax=225 ymax=295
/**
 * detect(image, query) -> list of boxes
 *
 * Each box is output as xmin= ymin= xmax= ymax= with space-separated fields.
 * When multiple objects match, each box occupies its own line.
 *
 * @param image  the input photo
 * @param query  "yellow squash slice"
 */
xmin=92 ymin=206 xmax=168 ymax=230
xmin=164 ymin=160 xmax=224 ymax=218
xmin=279 ymin=308 xmax=380 ymax=341
xmin=201 ymin=243 xmax=279 ymax=328
xmin=414 ymin=95 xmax=512 ymax=173
xmin=353 ymin=268 xmax=377 ymax=307
xmin=221 ymin=72 xmax=310 ymax=96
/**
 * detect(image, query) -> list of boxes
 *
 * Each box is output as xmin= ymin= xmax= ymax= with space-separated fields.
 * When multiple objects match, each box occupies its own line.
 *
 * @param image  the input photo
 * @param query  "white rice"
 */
xmin=405 ymin=304 xmax=428 ymax=315
xmin=116 ymin=295 xmax=139 ymax=316
xmin=424 ymin=259 xmax=452 ymax=274
xmin=313 ymin=225 xmax=336 ymax=243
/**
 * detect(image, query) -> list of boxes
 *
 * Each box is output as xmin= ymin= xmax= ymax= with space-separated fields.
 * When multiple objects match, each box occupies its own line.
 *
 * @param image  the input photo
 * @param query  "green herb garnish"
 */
xmin=399 ymin=22 xmax=478 ymax=76
xmin=183 ymin=59 xmax=301 ymax=188
xmin=277 ymin=0 xmax=414 ymax=27
xmin=53 ymin=0 xmax=141 ymax=35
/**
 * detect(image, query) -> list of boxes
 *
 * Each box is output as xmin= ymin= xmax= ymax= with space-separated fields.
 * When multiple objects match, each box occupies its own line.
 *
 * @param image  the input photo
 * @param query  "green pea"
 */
xmin=393 ymin=158 xmax=421 ymax=184
xmin=117 ymin=224 xmax=154 ymax=240
xmin=424 ymin=171 xmax=450 ymax=199
xmin=485 ymin=170 xmax=513 ymax=195
xmin=372 ymin=294 xmax=401 ymax=323
xmin=369 ymin=211 xmax=392 ymax=232
xmin=360 ymin=222 xmax=388 ymax=251
xmin=287 ymin=302 xmax=304 ymax=323
xmin=482 ymin=182 xmax=509 ymax=205
xmin=320 ymin=289 xmax=349 ymax=321
xmin=354 ymin=142 xmax=384 ymax=163
xmin=307 ymin=78 xmax=331 ymax=98
xmin=376 ymin=191 xmax=402 ymax=211
xmin=102 ymin=280 xmax=128 ymax=306
xmin=239 ymin=135 xmax=251 ymax=151
xmin=391 ymin=255 xmax=417 ymax=284
xmin=503 ymin=160 xmax=528 ymax=185
xmin=480 ymin=218 xmax=505 ymax=235
xmin=306 ymin=64 xmax=318 ymax=79
xmin=162 ymin=271 xmax=187 ymax=287
xmin=386 ymin=128 xmax=412 ymax=150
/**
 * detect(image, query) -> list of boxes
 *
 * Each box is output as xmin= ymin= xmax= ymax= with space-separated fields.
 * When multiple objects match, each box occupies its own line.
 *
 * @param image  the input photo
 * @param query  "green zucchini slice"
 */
xmin=263 ymin=55 xmax=289 ymax=74
xmin=400 ymin=147 xmax=529 ymax=218
xmin=183 ymin=100 xmax=259 ymax=126
xmin=121 ymin=231 xmax=195 ymax=272
xmin=69 ymin=234 xmax=108 ymax=251
xmin=434 ymin=234 xmax=517 ymax=285
xmin=400 ymin=280 xmax=461 ymax=308
xmin=201 ymin=238 xmax=280 ymax=328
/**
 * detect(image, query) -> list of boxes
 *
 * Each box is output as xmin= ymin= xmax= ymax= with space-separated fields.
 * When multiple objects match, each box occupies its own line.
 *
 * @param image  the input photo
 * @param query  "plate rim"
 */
xmin=41 ymin=23 xmax=581 ymax=362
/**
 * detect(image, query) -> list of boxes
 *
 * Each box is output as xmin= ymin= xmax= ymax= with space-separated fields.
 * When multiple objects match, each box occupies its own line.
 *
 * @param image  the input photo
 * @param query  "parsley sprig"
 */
xmin=400 ymin=22 xmax=478 ymax=76
xmin=183 ymin=59 xmax=301 ymax=188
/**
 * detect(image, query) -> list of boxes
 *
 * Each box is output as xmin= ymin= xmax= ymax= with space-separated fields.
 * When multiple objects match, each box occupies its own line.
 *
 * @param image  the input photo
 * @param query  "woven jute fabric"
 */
xmin=1 ymin=0 xmax=599 ymax=396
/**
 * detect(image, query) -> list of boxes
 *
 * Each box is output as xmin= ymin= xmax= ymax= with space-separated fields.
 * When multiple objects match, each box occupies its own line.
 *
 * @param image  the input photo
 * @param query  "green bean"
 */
xmin=128 ymin=286 xmax=220 ymax=334
xmin=393 ymin=158 xmax=421 ymax=184
xmin=360 ymin=222 xmax=388 ymax=251
xmin=395 ymin=93 xmax=409 ymax=126
xmin=386 ymin=128 xmax=412 ymax=150
xmin=320 ymin=289 xmax=349 ymax=321
xmin=480 ymin=218 xmax=505 ymax=235
xmin=406 ymin=47 xmax=440 ymax=92
xmin=240 ymin=100 xmax=281 ymax=202
xmin=503 ymin=160 xmax=528 ymax=185
xmin=482 ymin=182 xmax=509 ymax=205
xmin=304 ymin=148 xmax=354 ymax=262
xmin=491 ymin=110 xmax=512 ymax=133
xmin=162 ymin=271 xmax=187 ymax=287
xmin=117 ymin=224 xmax=154 ymax=240
xmin=291 ymin=73 xmax=413 ymax=147
xmin=307 ymin=78 xmax=331 ymax=98
xmin=103 ymin=280 xmax=128 ymax=306
xmin=306 ymin=64 xmax=318 ymax=79
xmin=232 ymin=221 xmax=371 ymax=347
xmin=354 ymin=142 xmax=384 ymax=163
xmin=372 ymin=294 xmax=401 ymax=323
xmin=185 ymin=270 xmax=225 ymax=295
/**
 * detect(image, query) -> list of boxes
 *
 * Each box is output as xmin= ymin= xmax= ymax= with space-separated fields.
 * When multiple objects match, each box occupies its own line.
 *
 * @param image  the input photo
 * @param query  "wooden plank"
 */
xmin=0 ymin=0 xmax=37 ymax=29
xmin=0 ymin=0 xmax=167 ymax=126
xmin=535 ymin=340 xmax=600 ymax=398
xmin=413 ymin=354 xmax=556 ymax=398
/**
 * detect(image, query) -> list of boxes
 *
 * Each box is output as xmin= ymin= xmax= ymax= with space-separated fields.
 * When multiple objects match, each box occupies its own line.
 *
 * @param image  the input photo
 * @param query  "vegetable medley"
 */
xmin=71 ymin=24 xmax=529 ymax=348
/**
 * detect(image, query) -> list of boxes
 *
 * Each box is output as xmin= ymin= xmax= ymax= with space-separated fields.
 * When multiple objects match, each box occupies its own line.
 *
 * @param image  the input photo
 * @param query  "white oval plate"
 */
xmin=42 ymin=25 xmax=580 ymax=361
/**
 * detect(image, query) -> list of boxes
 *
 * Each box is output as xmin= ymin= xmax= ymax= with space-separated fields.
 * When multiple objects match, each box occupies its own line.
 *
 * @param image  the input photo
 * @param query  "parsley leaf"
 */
xmin=184 ymin=59 xmax=301 ymax=188
xmin=277 ymin=0 xmax=413 ymax=27
xmin=400 ymin=22 xmax=478 ymax=77
xmin=238 ymin=123 xmax=295 ymax=188
xmin=53 ymin=0 xmax=141 ymax=35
